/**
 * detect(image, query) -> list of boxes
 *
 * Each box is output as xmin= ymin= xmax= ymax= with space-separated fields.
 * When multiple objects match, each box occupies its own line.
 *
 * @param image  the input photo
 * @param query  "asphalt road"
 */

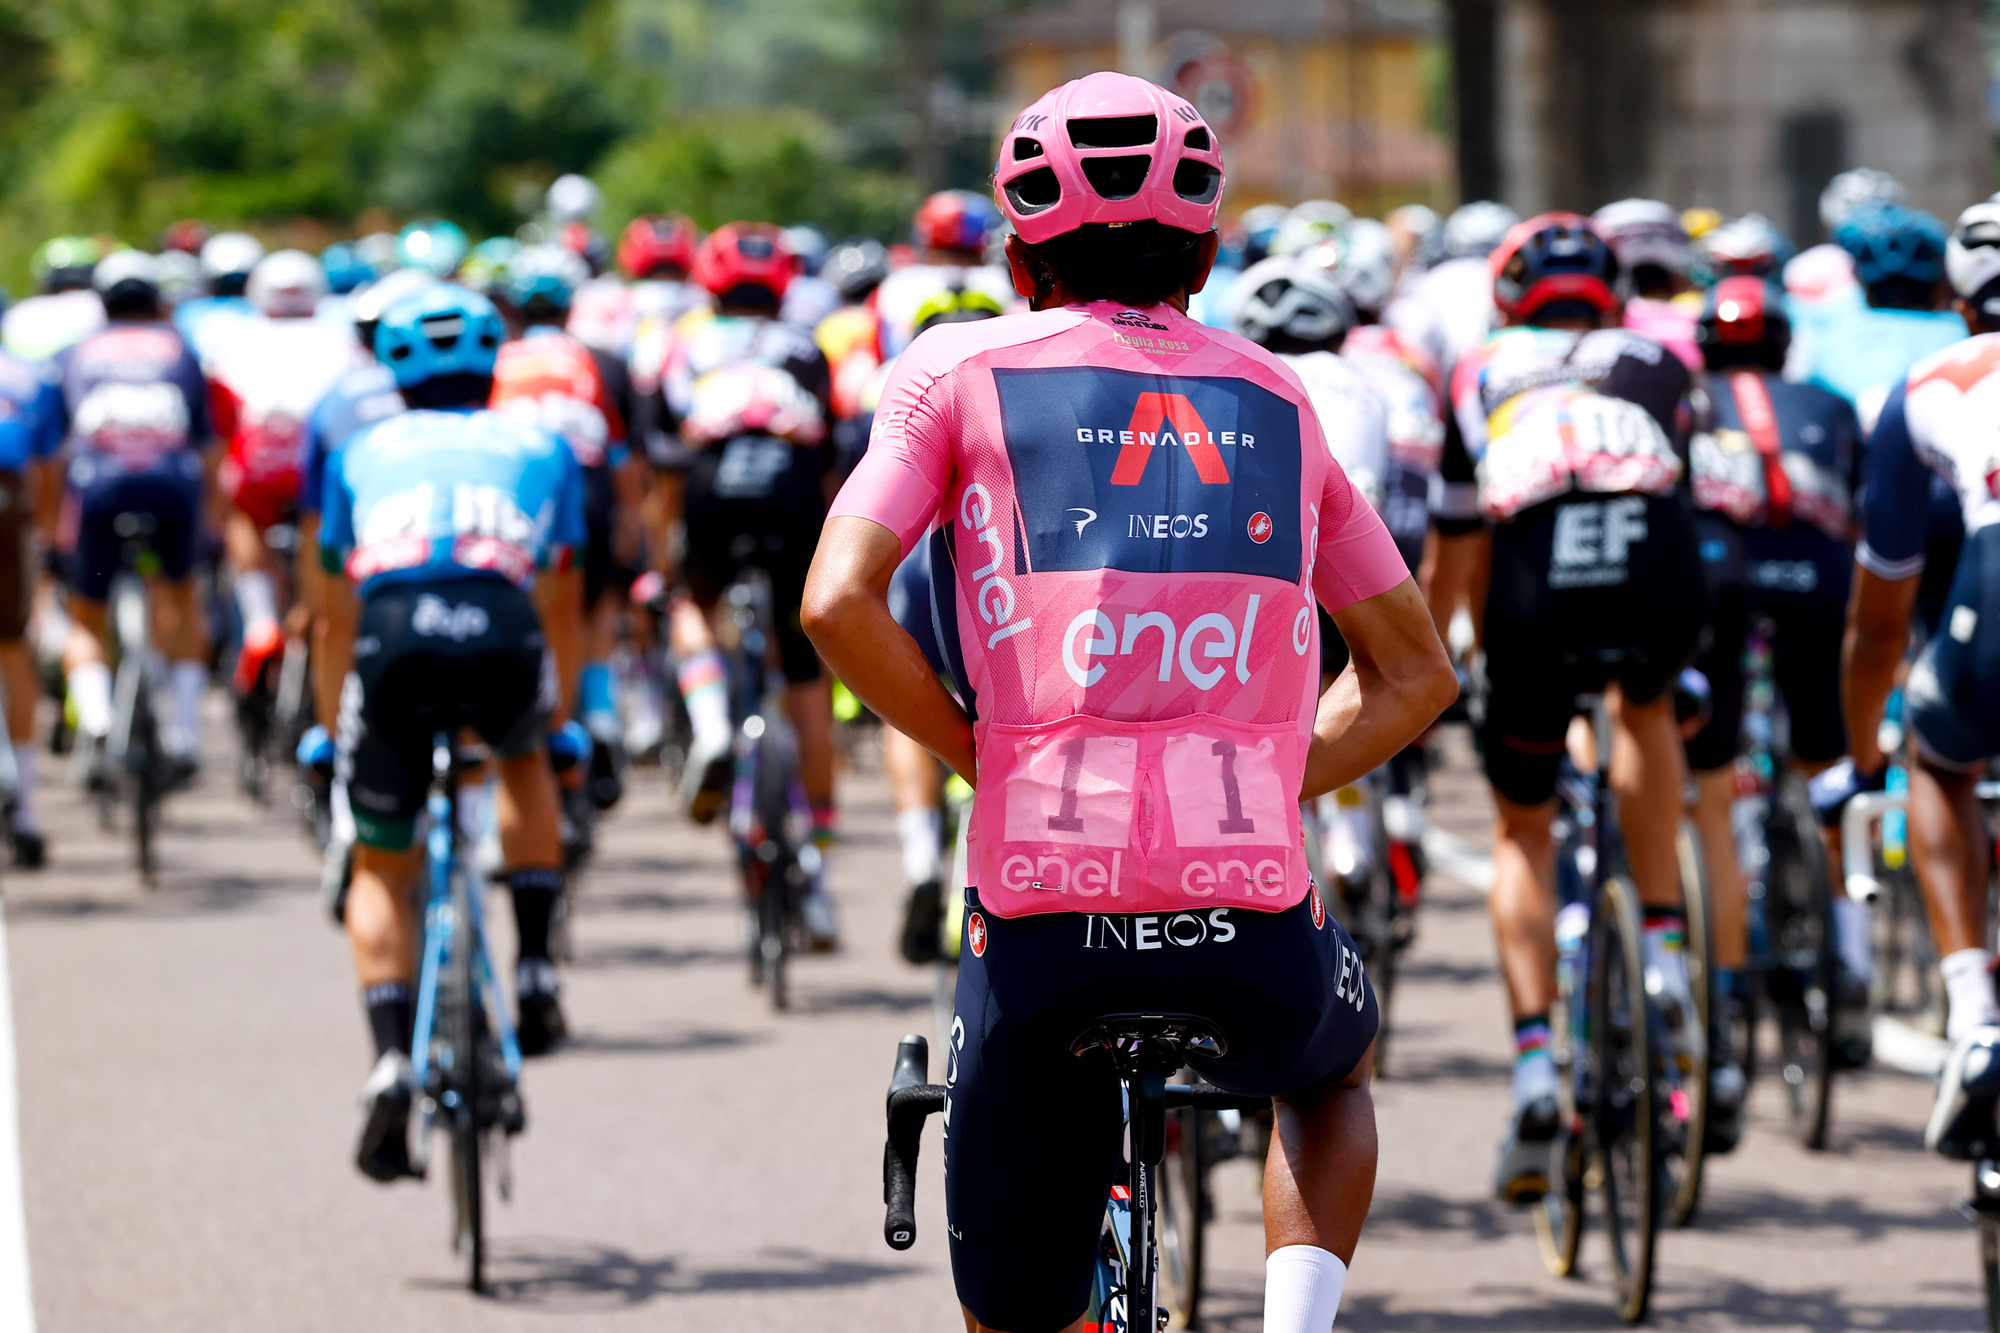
xmin=3 ymin=710 xmax=1985 ymax=1331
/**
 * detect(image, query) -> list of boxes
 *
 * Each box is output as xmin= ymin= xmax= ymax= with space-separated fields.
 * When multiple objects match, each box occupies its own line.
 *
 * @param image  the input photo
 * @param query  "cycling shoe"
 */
xmin=679 ymin=732 xmax=731 ymax=826
xmin=356 ymin=1051 xmax=418 ymax=1183
xmin=802 ymin=884 xmax=841 ymax=953
xmin=516 ymin=958 xmax=567 ymax=1057
xmin=1494 ymin=1094 xmax=1561 ymax=1204
xmin=899 ymin=879 xmax=943 ymax=965
xmin=9 ymin=827 xmax=44 ymax=870
xmin=1928 ymin=1026 xmax=2000 ymax=1159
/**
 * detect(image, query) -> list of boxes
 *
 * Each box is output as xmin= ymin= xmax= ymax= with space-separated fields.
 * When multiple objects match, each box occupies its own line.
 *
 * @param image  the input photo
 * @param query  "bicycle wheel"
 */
xmin=1982 ymin=1207 xmax=2000 ymax=1333
xmin=128 ymin=695 xmax=159 ymax=887
xmin=1159 ymin=1096 xmax=1207 ymax=1328
xmin=1666 ymin=821 xmax=1712 ymax=1227
xmin=448 ymin=867 xmax=485 ymax=1293
xmin=1764 ymin=781 xmax=1836 ymax=1150
xmin=1533 ymin=1113 xmax=1585 ymax=1278
xmin=1591 ymin=874 xmax=1657 ymax=1325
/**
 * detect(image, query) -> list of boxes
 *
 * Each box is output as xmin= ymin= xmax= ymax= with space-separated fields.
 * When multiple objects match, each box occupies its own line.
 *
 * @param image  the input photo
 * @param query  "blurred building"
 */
xmin=994 ymin=0 xmax=1456 ymax=217
xmin=1452 ymin=0 xmax=1992 ymax=241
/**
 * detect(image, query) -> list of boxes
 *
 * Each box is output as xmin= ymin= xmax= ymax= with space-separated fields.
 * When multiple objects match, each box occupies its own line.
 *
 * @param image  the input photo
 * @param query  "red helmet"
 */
xmin=1489 ymin=212 xmax=1619 ymax=321
xmin=692 ymin=222 xmax=793 ymax=303
xmin=913 ymin=190 xmax=1003 ymax=255
xmin=618 ymin=215 xmax=699 ymax=279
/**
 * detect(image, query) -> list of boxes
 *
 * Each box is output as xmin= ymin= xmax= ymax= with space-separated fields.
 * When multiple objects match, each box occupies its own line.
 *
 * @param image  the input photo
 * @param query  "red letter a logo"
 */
xmin=1108 ymin=393 xmax=1231 ymax=486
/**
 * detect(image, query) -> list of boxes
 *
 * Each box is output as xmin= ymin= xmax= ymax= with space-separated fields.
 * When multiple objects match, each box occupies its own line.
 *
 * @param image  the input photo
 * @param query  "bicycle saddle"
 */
xmin=1069 ymin=1013 xmax=1229 ymax=1064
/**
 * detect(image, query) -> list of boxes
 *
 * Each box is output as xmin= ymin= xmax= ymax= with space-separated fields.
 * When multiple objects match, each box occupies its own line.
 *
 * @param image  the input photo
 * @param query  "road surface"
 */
xmin=4 ymin=712 xmax=1983 ymax=1331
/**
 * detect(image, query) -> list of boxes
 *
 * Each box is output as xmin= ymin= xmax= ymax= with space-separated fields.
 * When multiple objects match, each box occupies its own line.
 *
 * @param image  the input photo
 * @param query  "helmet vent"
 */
xmin=421 ymin=313 xmax=466 ymax=346
xmin=1013 ymin=137 xmax=1044 ymax=160
xmin=1004 ymin=167 xmax=1062 ymax=212
xmin=1067 ymin=115 xmax=1157 ymax=150
xmin=1182 ymin=127 xmax=1211 ymax=151
xmin=1173 ymin=160 xmax=1221 ymax=205
xmin=1081 ymin=155 xmax=1152 ymax=200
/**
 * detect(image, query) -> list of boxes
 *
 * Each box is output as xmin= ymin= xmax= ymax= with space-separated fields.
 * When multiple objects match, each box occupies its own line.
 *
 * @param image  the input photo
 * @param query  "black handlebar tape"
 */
xmin=884 ymin=1035 xmax=937 ymax=1251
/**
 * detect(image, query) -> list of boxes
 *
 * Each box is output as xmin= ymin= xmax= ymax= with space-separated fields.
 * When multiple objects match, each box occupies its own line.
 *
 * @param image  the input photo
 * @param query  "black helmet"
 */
xmin=823 ymin=238 xmax=891 ymax=303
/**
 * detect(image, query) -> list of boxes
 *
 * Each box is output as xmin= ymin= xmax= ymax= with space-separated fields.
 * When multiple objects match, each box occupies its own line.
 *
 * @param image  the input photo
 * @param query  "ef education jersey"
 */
xmin=319 ymin=406 xmax=586 ymax=597
xmin=0 ymin=351 xmax=64 ymax=473
xmin=57 ymin=321 xmax=210 ymax=473
xmin=1445 ymin=325 xmax=1690 ymax=521
xmin=1860 ymin=333 xmax=2000 ymax=579
xmin=831 ymin=301 xmax=1407 ymax=920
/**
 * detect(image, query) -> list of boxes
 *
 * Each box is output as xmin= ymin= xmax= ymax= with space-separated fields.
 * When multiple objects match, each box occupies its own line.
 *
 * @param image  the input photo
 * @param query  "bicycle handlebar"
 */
xmin=884 ymin=1034 xmax=944 ymax=1251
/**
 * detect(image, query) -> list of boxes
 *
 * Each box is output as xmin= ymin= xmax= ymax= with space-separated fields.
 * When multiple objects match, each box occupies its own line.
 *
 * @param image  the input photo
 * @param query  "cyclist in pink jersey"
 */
xmin=804 ymin=71 xmax=1454 ymax=1333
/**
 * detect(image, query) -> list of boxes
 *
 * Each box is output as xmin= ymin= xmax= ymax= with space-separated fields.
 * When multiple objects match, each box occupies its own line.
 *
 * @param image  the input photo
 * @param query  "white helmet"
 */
xmin=1819 ymin=168 xmax=1905 ymax=232
xmin=1231 ymin=256 xmax=1357 ymax=350
xmin=1592 ymin=197 xmax=1692 ymax=277
xmin=199 ymin=231 xmax=266 ymax=283
xmin=1947 ymin=201 xmax=2000 ymax=310
xmin=1311 ymin=217 xmax=1397 ymax=316
xmin=1271 ymin=200 xmax=1352 ymax=258
xmin=545 ymin=173 xmax=602 ymax=223
xmin=247 ymin=249 xmax=328 ymax=317
xmin=1439 ymin=201 xmax=1520 ymax=260
xmin=348 ymin=267 xmax=438 ymax=343
xmin=91 ymin=248 xmax=160 ymax=300
xmin=154 ymin=249 xmax=203 ymax=307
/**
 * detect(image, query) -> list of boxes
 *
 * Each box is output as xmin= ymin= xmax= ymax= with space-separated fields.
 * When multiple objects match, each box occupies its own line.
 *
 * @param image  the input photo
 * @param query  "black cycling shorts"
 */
xmin=1908 ymin=524 xmax=2000 ymax=770
xmin=681 ymin=434 xmax=828 ymax=684
xmin=1685 ymin=515 xmax=1849 ymax=772
xmin=1480 ymin=491 xmax=1706 ymax=807
xmin=337 ymin=577 xmax=552 ymax=850
xmin=66 ymin=454 xmax=204 ymax=603
xmin=580 ymin=463 xmax=635 ymax=610
xmin=943 ymin=887 xmax=1377 ymax=1332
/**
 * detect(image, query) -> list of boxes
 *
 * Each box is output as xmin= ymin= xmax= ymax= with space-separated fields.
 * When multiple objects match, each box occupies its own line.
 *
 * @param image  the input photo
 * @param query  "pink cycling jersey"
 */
xmin=831 ymin=300 xmax=1407 ymax=919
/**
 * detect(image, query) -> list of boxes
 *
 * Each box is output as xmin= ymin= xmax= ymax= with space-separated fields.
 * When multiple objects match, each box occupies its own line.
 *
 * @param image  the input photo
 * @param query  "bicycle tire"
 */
xmin=1159 ymin=1098 xmax=1207 ymax=1327
xmin=1592 ymin=874 xmax=1657 ymax=1325
xmin=1982 ymin=1207 xmax=2000 ymax=1333
xmin=1534 ymin=1116 xmax=1586 ymax=1278
xmin=129 ymin=693 xmax=159 ymax=887
xmin=1765 ymin=779 xmax=1836 ymax=1150
xmin=449 ymin=864 xmax=485 ymax=1293
xmin=1667 ymin=820 xmax=1712 ymax=1227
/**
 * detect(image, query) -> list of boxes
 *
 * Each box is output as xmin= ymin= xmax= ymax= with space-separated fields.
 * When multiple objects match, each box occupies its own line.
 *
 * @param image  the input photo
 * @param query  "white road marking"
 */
xmin=1423 ymin=825 xmax=1494 ymax=892
xmin=0 ymin=903 xmax=33 ymax=1332
xmin=1421 ymin=824 xmax=1953 ymax=1084
xmin=1872 ymin=1015 xmax=1950 ymax=1079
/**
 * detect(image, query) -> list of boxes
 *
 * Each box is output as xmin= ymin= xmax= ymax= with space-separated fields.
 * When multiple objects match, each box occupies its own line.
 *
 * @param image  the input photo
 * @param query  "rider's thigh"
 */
xmin=1908 ymin=524 xmax=2000 ymax=770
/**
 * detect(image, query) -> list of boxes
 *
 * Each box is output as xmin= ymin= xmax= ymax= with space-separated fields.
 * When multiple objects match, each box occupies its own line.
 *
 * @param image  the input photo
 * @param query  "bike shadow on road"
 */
xmin=412 ymin=1239 xmax=917 ymax=1309
xmin=1199 ymin=1278 xmax=1987 ymax=1332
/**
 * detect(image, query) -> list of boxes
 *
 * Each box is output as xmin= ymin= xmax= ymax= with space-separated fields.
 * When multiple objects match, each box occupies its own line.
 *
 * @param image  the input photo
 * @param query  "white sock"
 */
xmin=458 ymin=778 xmax=494 ymax=845
xmin=677 ymin=650 xmax=731 ymax=753
xmin=1265 ymin=1245 xmax=1347 ymax=1332
xmin=171 ymin=661 xmax=207 ymax=753
xmin=1832 ymin=897 xmax=1874 ymax=984
xmin=12 ymin=747 xmax=37 ymax=832
xmin=897 ymin=805 xmax=942 ymax=885
xmin=1512 ymin=1048 xmax=1559 ymax=1105
xmin=234 ymin=570 xmax=279 ymax=635
xmin=1942 ymin=948 xmax=2000 ymax=1044
xmin=70 ymin=662 xmax=113 ymax=738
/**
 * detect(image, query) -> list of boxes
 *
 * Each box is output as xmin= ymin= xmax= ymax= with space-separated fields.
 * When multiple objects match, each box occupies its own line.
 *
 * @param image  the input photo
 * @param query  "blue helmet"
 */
xmin=502 ymin=243 xmax=587 ymax=319
xmin=1834 ymin=203 xmax=1947 ymax=288
xmin=396 ymin=220 xmax=470 ymax=278
xmin=320 ymin=242 xmax=375 ymax=294
xmin=373 ymin=284 xmax=505 ymax=388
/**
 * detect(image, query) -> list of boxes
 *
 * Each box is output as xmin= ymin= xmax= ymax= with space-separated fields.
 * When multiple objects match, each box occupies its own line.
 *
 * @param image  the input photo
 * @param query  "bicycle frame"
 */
xmin=410 ymin=736 xmax=521 ymax=1170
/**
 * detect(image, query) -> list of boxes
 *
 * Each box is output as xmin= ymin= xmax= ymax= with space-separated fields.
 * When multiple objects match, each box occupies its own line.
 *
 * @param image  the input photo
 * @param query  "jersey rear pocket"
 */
xmin=970 ymin=712 xmax=1305 ymax=918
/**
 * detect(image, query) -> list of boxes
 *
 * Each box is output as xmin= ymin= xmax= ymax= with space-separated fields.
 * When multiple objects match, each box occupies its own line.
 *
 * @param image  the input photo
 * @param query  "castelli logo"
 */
xmin=1309 ymin=884 xmax=1326 ymax=930
xmin=1247 ymin=511 xmax=1273 ymax=544
xmin=967 ymin=911 xmax=988 ymax=957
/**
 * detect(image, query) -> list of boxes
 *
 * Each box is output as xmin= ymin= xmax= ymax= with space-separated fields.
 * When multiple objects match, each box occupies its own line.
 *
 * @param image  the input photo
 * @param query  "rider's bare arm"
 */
xmin=1301 ymin=578 xmax=1456 ymax=802
xmin=532 ymin=565 xmax=585 ymax=727
xmin=1842 ymin=564 xmax=1919 ymax=774
xmin=802 ymin=515 xmax=975 ymax=784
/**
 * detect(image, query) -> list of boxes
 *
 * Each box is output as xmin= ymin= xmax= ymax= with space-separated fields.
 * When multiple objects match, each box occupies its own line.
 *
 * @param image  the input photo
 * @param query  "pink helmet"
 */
xmin=993 ymin=72 xmax=1225 ymax=246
